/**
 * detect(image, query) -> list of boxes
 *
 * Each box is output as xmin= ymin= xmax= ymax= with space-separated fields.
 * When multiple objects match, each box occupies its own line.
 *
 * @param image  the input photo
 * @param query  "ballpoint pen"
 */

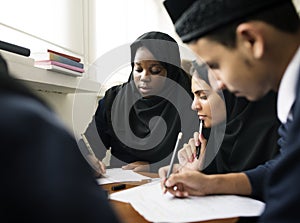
xmin=196 ymin=119 xmax=203 ymax=159
xmin=166 ymin=132 xmax=183 ymax=181
xmin=81 ymin=133 xmax=96 ymax=157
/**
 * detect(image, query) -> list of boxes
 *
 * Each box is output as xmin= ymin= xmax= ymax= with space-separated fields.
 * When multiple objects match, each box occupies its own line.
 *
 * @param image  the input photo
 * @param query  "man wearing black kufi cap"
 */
xmin=161 ymin=0 xmax=300 ymax=222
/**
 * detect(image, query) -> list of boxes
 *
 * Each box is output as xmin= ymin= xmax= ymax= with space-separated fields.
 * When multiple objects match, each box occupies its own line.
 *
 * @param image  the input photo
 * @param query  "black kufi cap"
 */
xmin=164 ymin=0 xmax=289 ymax=43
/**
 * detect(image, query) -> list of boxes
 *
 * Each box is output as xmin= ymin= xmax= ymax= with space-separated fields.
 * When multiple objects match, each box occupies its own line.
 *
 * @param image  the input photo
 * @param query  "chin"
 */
xmin=245 ymin=93 xmax=266 ymax=101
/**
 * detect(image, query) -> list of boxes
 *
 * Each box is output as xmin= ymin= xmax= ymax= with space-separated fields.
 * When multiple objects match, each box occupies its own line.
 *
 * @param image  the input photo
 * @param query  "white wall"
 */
xmin=0 ymin=0 xmax=92 ymax=134
xmin=92 ymin=0 xmax=179 ymax=61
xmin=0 ymin=0 xmax=85 ymax=56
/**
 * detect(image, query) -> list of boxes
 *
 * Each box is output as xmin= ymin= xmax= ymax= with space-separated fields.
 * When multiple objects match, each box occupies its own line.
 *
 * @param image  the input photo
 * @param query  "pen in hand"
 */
xmin=196 ymin=120 xmax=203 ymax=159
xmin=81 ymin=133 xmax=106 ymax=175
xmin=165 ymin=132 xmax=183 ymax=187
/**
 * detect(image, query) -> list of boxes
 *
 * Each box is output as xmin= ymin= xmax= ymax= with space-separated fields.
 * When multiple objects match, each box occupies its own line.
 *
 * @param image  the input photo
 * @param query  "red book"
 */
xmin=47 ymin=49 xmax=81 ymax=62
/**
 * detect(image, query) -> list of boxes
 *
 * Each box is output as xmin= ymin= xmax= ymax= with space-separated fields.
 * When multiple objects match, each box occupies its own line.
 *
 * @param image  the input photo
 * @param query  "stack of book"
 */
xmin=32 ymin=49 xmax=84 ymax=77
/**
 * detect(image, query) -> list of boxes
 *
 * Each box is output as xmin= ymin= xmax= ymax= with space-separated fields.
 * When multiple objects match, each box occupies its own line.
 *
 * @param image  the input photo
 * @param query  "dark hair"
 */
xmin=206 ymin=1 xmax=300 ymax=48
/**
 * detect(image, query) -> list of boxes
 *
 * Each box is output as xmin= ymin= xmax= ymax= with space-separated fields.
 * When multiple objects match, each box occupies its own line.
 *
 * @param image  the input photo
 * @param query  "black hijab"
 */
xmin=192 ymin=61 xmax=280 ymax=173
xmin=99 ymin=32 xmax=197 ymax=166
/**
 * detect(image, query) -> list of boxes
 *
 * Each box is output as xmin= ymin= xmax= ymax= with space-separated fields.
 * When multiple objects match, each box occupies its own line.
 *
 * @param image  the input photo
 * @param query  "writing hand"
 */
xmin=87 ymin=154 xmax=106 ymax=177
xmin=163 ymin=167 xmax=210 ymax=197
xmin=158 ymin=164 xmax=182 ymax=194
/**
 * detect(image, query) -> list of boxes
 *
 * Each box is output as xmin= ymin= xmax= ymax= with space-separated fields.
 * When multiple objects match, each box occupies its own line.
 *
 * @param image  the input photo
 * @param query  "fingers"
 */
xmin=133 ymin=164 xmax=150 ymax=172
xmin=199 ymin=132 xmax=207 ymax=145
xmin=165 ymin=171 xmax=189 ymax=188
xmin=178 ymin=138 xmax=197 ymax=164
xmin=122 ymin=163 xmax=137 ymax=170
xmin=158 ymin=166 xmax=169 ymax=194
xmin=165 ymin=183 xmax=189 ymax=197
xmin=193 ymin=131 xmax=200 ymax=147
xmin=159 ymin=164 xmax=183 ymax=194
xmin=122 ymin=161 xmax=149 ymax=171
xmin=87 ymin=154 xmax=106 ymax=176
xmin=164 ymin=173 xmax=190 ymax=198
xmin=98 ymin=160 xmax=106 ymax=174
xmin=158 ymin=165 xmax=169 ymax=179
xmin=161 ymin=178 xmax=168 ymax=194
xmin=178 ymin=145 xmax=192 ymax=164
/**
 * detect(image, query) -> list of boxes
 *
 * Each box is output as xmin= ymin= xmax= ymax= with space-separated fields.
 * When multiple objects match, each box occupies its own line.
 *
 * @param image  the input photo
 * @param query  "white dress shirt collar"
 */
xmin=277 ymin=47 xmax=300 ymax=124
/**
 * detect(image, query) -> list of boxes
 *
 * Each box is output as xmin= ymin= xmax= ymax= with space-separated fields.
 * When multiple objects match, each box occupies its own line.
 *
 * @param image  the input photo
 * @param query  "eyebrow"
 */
xmin=134 ymin=62 xmax=162 ymax=66
xmin=193 ymin=89 xmax=210 ymax=95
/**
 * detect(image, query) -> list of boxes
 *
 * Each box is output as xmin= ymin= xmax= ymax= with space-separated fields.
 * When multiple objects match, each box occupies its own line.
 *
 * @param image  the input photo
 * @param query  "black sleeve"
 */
xmin=260 ymin=75 xmax=300 ymax=222
xmin=95 ymin=98 xmax=112 ymax=150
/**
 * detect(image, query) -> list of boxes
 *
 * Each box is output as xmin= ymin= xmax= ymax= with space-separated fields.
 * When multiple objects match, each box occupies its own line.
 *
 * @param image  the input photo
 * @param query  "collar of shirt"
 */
xmin=277 ymin=47 xmax=300 ymax=124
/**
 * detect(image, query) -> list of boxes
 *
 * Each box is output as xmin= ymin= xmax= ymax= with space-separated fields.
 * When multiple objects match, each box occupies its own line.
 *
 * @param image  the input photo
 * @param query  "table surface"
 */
xmin=101 ymin=172 xmax=239 ymax=223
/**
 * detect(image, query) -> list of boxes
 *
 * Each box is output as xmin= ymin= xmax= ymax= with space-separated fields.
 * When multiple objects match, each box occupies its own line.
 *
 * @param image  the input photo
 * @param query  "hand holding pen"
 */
xmin=177 ymin=120 xmax=207 ymax=171
xmin=81 ymin=133 xmax=106 ymax=176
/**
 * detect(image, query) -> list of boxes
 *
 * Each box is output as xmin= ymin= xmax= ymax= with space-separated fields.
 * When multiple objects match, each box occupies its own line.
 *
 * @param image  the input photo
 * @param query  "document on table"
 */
xmin=97 ymin=168 xmax=152 ymax=185
xmin=110 ymin=181 xmax=265 ymax=222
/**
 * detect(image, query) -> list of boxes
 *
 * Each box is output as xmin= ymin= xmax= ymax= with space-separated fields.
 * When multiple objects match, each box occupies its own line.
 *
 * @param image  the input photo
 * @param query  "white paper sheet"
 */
xmin=110 ymin=181 xmax=265 ymax=222
xmin=96 ymin=168 xmax=152 ymax=185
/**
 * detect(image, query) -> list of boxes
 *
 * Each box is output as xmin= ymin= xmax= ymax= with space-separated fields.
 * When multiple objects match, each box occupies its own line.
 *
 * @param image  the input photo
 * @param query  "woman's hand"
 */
xmin=159 ymin=166 xmax=211 ymax=197
xmin=122 ymin=161 xmax=150 ymax=172
xmin=159 ymin=166 xmax=252 ymax=198
xmin=158 ymin=164 xmax=182 ymax=194
xmin=177 ymin=132 xmax=207 ymax=171
xmin=86 ymin=154 xmax=106 ymax=177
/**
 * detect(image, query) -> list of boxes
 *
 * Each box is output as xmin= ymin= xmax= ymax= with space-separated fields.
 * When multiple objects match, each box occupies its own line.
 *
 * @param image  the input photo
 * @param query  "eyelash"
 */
xmin=208 ymin=63 xmax=219 ymax=70
xmin=135 ymin=68 xmax=161 ymax=75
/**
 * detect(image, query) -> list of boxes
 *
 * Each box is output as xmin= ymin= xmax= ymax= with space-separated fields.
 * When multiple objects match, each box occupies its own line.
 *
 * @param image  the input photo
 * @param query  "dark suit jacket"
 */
xmin=260 ymin=68 xmax=300 ymax=222
xmin=0 ymin=93 xmax=120 ymax=223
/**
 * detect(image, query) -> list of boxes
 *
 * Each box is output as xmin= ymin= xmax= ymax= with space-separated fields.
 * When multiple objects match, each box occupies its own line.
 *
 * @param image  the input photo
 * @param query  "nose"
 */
xmin=140 ymin=70 xmax=151 ymax=82
xmin=209 ymin=70 xmax=227 ymax=91
xmin=191 ymin=97 xmax=202 ymax=111
xmin=217 ymin=80 xmax=227 ymax=90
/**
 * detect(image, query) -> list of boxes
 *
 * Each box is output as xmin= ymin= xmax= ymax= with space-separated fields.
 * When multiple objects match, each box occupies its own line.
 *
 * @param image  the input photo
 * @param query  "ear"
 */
xmin=236 ymin=23 xmax=265 ymax=59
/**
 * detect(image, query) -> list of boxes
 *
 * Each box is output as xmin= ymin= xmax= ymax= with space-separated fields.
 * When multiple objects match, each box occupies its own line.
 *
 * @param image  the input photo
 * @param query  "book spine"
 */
xmin=0 ymin=40 xmax=30 ymax=57
xmin=47 ymin=49 xmax=81 ymax=62
xmin=49 ymin=53 xmax=84 ymax=68
xmin=35 ymin=60 xmax=84 ymax=73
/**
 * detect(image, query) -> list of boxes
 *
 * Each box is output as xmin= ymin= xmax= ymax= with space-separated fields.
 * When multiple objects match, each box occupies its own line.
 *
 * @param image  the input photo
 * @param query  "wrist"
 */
xmin=206 ymin=173 xmax=252 ymax=196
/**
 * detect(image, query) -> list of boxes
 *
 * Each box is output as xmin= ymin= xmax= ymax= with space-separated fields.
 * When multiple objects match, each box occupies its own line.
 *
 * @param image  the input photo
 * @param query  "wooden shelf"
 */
xmin=1 ymin=50 xmax=101 ymax=94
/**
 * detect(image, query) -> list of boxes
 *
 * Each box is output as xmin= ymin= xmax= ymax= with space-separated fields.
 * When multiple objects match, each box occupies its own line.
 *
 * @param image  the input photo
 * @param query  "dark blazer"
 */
xmin=0 ymin=93 xmax=120 ymax=223
xmin=260 ymin=68 xmax=300 ymax=222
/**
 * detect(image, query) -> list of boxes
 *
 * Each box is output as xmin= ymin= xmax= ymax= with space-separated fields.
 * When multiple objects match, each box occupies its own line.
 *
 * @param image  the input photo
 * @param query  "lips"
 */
xmin=139 ymin=86 xmax=152 ymax=94
xmin=198 ymin=115 xmax=206 ymax=120
xmin=139 ymin=86 xmax=150 ymax=90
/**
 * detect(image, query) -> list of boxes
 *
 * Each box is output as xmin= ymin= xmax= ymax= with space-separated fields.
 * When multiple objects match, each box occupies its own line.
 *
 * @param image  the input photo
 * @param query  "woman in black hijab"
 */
xmin=89 ymin=31 xmax=197 ymax=172
xmin=177 ymin=61 xmax=280 ymax=173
